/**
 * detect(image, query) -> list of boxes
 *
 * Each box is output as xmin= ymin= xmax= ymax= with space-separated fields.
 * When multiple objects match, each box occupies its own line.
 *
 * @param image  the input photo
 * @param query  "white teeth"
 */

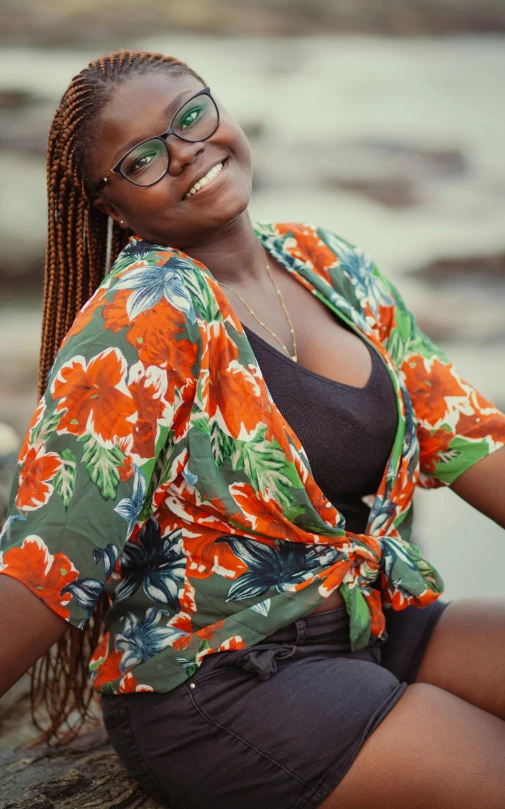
xmin=185 ymin=162 xmax=224 ymax=198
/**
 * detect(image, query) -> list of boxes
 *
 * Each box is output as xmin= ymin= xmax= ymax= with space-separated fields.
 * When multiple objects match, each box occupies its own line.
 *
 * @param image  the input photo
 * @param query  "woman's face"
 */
xmin=91 ymin=72 xmax=253 ymax=249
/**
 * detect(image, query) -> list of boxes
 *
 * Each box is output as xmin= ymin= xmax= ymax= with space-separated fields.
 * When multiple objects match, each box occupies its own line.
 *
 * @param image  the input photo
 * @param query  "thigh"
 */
xmin=415 ymin=597 xmax=505 ymax=720
xmin=320 ymin=682 xmax=505 ymax=809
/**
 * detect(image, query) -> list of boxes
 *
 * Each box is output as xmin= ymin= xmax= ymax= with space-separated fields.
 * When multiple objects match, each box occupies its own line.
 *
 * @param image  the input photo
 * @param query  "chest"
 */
xmin=228 ymin=264 xmax=373 ymax=388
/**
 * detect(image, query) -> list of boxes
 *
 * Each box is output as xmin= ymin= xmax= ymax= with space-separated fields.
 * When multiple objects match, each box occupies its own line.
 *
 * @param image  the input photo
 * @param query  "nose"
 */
xmin=164 ymin=134 xmax=205 ymax=177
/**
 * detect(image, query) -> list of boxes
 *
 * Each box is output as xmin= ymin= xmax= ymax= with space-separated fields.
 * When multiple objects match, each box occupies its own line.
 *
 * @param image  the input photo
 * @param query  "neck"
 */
xmin=180 ymin=211 xmax=266 ymax=287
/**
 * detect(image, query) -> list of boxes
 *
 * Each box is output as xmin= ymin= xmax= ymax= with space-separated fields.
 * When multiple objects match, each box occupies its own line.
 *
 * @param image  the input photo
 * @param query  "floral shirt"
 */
xmin=1 ymin=222 xmax=504 ymax=695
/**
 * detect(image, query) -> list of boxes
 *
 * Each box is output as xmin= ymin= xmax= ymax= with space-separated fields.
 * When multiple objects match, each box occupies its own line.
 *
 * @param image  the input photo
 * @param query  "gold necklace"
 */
xmin=220 ymin=261 xmax=298 ymax=362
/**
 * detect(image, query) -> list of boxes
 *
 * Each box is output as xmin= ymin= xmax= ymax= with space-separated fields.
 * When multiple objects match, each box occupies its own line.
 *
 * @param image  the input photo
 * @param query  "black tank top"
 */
xmin=243 ymin=324 xmax=398 ymax=533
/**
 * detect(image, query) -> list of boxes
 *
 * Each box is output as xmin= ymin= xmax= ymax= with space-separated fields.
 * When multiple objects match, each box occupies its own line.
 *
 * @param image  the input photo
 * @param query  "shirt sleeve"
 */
xmin=371 ymin=264 xmax=505 ymax=489
xmin=0 ymin=242 xmax=201 ymax=628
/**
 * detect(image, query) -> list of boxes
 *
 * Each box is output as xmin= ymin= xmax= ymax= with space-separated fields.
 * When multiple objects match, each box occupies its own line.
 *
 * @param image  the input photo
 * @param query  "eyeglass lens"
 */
xmin=121 ymin=93 xmax=218 ymax=186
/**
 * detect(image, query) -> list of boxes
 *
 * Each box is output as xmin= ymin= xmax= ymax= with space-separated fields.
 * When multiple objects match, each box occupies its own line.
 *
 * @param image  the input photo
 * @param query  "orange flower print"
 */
xmin=218 ymin=635 xmax=246 ymax=651
xmin=52 ymin=348 xmax=136 ymax=445
xmin=184 ymin=526 xmax=248 ymax=581
xmin=16 ymin=445 xmax=62 ymax=511
xmin=276 ymin=223 xmax=338 ymax=283
xmin=204 ymin=322 xmax=265 ymax=439
xmin=90 ymin=632 xmax=109 ymax=667
xmin=62 ymin=288 xmax=107 ymax=345
xmin=92 ymin=647 xmax=123 ymax=691
xmin=401 ymin=354 xmax=466 ymax=427
xmin=18 ymin=398 xmax=46 ymax=466
xmin=117 ymin=672 xmax=154 ymax=693
xmin=0 ymin=535 xmax=78 ymax=620
xmin=206 ymin=275 xmax=242 ymax=331
xmin=417 ymin=425 xmax=453 ymax=475
xmin=126 ymin=363 xmax=171 ymax=461
xmin=102 ymin=288 xmax=133 ymax=333
xmin=125 ymin=299 xmax=198 ymax=400
xmin=454 ymin=386 xmax=505 ymax=443
xmin=172 ymin=382 xmax=197 ymax=441
xmin=365 ymin=303 xmax=396 ymax=343
xmin=228 ymin=482 xmax=314 ymax=543
xmin=117 ymin=452 xmax=135 ymax=483
xmin=363 ymin=588 xmax=386 ymax=638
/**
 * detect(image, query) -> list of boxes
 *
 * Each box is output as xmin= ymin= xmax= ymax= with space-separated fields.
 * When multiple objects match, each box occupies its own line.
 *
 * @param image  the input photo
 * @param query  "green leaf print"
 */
xmin=106 ymin=248 xmax=162 ymax=280
xmin=54 ymin=448 xmax=77 ymax=507
xmin=78 ymin=434 xmax=126 ymax=499
xmin=191 ymin=414 xmax=211 ymax=436
xmin=339 ymin=582 xmax=372 ymax=650
xmin=89 ymin=653 xmax=107 ymax=673
xmin=407 ymin=327 xmax=448 ymax=363
xmin=31 ymin=411 xmax=61 ymax=443
xmin=232 ymin=426 xmax=302 ymax=510
xmin=183 ymin=271 xmax=221 ymax=322
xmin=210 ymin=421 xmax=235 ymax=469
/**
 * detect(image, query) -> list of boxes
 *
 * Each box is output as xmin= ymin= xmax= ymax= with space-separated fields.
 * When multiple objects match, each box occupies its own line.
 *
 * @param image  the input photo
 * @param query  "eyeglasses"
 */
xmin=95 ymin=86 xmax=219 ymax=195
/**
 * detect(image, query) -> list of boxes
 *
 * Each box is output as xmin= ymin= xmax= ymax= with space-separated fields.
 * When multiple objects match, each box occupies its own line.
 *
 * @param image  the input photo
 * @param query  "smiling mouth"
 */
xmin=184 ymin=158 xmax=229 ymax=199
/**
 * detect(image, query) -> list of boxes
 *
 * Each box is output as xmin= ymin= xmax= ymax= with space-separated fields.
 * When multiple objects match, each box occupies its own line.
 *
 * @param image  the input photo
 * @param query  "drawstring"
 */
xmin=236 ymin=644 xmax=297 ymax=681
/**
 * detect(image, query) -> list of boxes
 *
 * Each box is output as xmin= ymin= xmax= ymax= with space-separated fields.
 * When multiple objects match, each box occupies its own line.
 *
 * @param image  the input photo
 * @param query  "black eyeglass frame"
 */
xmin=94 ymin=86 xmax=219 ymax=196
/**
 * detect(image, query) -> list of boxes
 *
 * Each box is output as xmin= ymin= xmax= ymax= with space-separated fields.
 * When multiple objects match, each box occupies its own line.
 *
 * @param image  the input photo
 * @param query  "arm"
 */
xmin=0 ymin=576 xmax=68 ymax=697
xmin=365 ymin=267 xmax=505 ymax=509
xmin=450 ymin=445 xmax=505 ymax=529
xmin=0 ymin=239 xmax=202 ymax=695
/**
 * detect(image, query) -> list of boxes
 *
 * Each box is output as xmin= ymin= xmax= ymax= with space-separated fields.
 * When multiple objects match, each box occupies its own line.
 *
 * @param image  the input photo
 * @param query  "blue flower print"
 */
xmin=0 ymin=513 xmax=26 ymax=548
xmin=115 ymin=608 xmax=188 ymax=673
xmin=217 ymin=537 xmax=340 ymax=602
xmin=114 ymin=465 xmax=147 ymax=536
xmin=93 ymin=543 xmax=120 ymax=580
xmin=321 ymin=230 xmax=392 ymax=319
xmin=61 ymin=578 xmax=105 ymax=614
xmin=114 ymin=256 xmax=196 ymax=323
xmin=115 ymin=517 xmax=185 ymax=611
xmin=60 ymin=543 xmax=120 ymax=627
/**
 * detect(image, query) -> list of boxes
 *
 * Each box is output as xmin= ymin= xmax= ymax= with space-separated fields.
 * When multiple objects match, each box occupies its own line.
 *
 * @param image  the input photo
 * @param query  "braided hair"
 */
xmin=31 ymin=50 xmax=204 ymax=746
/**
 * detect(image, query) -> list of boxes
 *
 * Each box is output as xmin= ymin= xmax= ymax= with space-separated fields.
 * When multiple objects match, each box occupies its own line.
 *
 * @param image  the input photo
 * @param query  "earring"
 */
xmin=120 ymin=220 xmax=124 ymax=226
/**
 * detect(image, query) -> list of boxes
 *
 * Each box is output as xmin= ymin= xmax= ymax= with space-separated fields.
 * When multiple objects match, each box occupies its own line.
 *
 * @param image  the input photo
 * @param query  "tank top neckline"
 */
xmin=241 ymin=322 xmax=379 ymax=392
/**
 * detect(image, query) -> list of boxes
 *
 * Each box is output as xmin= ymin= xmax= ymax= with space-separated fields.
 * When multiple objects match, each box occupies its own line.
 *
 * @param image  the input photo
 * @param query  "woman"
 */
xmin=1 ymin=49 xmax=505 ymax=809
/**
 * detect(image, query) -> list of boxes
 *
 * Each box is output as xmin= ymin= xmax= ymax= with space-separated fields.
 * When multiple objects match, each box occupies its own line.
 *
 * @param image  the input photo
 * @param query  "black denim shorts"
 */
xmin=101 ymin=600 xmax=450 ymax=809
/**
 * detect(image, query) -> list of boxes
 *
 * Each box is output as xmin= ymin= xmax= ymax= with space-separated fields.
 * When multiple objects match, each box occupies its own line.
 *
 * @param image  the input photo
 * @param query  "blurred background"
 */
xmin=1 ymin=0 xmax=504 ymax=607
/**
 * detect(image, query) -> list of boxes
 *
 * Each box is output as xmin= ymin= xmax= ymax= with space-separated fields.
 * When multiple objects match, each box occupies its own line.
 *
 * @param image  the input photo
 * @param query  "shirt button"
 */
xmin=189 ymin=682 xmax=196 ymax=689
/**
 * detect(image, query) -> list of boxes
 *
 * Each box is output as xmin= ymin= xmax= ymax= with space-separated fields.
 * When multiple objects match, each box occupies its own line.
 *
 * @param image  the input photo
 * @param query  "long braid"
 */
xmin=31 ymin=50 xmax=205 ymax=746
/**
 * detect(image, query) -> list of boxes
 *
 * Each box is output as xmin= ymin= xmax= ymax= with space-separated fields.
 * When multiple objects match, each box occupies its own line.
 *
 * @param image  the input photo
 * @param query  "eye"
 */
xmin=178 ymin=105 xmax=204 ymax=131
xmin=130 ymin=152 xmax=157 ymax=175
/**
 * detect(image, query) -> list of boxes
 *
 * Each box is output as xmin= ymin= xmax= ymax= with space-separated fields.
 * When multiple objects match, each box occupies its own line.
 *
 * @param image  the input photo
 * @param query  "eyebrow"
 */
xmin=110 ymin=90 xmax=194 ymax=164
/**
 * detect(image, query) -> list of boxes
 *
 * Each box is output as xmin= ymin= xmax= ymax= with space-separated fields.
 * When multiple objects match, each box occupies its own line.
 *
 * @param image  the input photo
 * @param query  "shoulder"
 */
xmin=255 ymin=220 xmax=374 ymax=272
xmin=46 ymin=238 xmax=205 ymax=396
xmin=257 ymin=220 xmax=391 ymax=297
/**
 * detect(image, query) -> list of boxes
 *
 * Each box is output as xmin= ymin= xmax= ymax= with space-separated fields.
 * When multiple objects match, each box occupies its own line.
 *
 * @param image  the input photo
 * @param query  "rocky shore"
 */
xmin=2 ymin=0 xmax=505 ymax=46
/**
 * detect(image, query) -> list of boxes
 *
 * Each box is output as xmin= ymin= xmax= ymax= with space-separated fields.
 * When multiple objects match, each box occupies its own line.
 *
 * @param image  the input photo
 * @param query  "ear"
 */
xmin=92 ymin=196 xmax=124 ymax=226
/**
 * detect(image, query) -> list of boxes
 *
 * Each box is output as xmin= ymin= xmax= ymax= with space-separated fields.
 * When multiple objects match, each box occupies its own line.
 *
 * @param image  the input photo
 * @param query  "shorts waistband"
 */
xmin=260 ymin=606 xmax=350 ymax=645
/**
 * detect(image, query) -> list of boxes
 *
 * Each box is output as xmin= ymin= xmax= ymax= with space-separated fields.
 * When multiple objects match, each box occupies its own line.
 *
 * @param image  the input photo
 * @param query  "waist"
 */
xmin=310 ymin=588 xmax=346 ymax=614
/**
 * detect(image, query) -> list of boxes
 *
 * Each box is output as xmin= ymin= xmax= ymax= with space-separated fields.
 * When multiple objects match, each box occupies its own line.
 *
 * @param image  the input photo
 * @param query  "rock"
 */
xmin=0 ymin=728 xmax=165 ymax=808
xmin=325 ymin=175 xmax=418 ymax=208
xmin=412 ymin=251 xmax=505 ymax=283
xmin=1 ymin=0 xmax=505 ymax=46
